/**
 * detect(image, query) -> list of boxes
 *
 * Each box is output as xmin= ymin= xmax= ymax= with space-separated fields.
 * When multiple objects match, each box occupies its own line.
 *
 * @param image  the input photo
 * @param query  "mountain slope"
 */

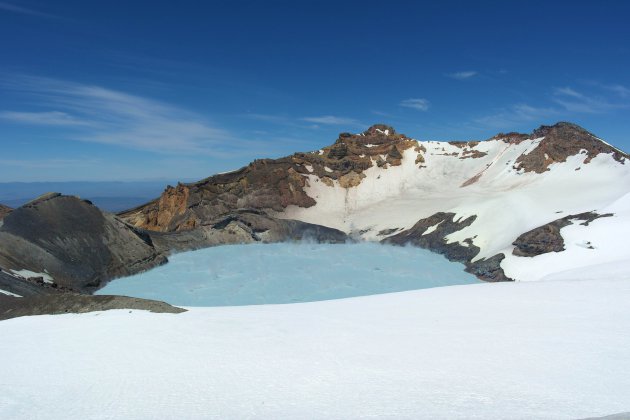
xmin=120 ymin=122 xmax=630 ymax=281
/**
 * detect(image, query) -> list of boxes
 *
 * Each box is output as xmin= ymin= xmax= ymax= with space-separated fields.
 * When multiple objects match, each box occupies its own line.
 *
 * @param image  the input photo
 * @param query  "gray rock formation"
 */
xmin=0 ymin=193 xmax=167 ymax=292
xmin=0 ymin=294 xmax=186 ymax=321
xmin=512 ymin=212 xmax=613 ymax=257
xmin=383 ymin=212 xmax=512 ymax=282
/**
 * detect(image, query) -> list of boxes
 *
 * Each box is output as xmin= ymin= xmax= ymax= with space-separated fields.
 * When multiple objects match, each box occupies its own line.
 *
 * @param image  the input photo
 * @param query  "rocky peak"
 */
xmin=363 ymin=124 xmax=396 ymax=136
xmin=513 ymin=121 xmax=628 ymax=173
xmin=531 ymin=121 xmax=591 ymax=139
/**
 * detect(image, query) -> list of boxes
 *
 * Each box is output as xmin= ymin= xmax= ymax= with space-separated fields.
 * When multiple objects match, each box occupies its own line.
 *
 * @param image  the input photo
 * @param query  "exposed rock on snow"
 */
xmin=384 ymin=212 xmax=511 ymax=282
xmin=514 ymin=122 xmax=628 ymax=173
xmin=512 ymin=212 xmax=613 ymax=257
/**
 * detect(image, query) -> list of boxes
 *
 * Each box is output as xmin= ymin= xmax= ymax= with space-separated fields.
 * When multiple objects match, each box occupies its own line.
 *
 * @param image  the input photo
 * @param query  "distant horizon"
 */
xmin=1 ymin=0 xmax=629 ymax=182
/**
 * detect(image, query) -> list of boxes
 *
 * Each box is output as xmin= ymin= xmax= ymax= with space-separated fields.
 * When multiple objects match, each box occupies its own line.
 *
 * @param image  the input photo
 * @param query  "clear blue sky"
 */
xmin=1 ymin=0 xmax=629 ymax=182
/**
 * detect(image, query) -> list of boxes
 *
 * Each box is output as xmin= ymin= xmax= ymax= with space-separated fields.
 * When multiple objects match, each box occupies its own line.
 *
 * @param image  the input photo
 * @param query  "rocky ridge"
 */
xmin=119 ymin=124 xmax=421 ymax=232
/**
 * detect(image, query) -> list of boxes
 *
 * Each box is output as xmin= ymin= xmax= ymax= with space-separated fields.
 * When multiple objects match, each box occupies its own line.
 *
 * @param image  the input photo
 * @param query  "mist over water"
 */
xmin=97 ymin=242 xmax=479 ymax=306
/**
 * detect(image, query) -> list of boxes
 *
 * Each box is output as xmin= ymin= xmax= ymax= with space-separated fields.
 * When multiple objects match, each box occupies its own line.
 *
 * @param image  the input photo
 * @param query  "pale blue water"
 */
xmin=96 ymin=242 xmax=478 ymax=306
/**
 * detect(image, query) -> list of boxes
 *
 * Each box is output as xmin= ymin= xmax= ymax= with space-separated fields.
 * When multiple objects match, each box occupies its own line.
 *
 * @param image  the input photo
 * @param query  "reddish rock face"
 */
xmin=0 ymin=204 xmax=11 ymax=220
xmin=119 ymin=124 xmax=419 ymax=232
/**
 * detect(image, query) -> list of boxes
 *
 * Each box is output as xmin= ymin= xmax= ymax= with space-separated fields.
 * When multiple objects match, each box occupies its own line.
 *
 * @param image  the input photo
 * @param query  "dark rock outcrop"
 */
xmin=149 ymin=209 xmax=348 ymax=254
xmin=0 ymin=193 xmax=168 ymax=292
xmin=0 ymin=294 xmax=186 ymax=321
xmin=384 ymin=212 xmax=512 ymax=282
xmin=512 ymin=212 xmax=613 ymax=257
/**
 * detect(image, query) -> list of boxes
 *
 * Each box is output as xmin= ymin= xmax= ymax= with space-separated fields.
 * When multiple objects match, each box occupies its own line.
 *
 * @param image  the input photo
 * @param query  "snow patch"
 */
xmin=0 ymin=288 xmax=21 ymax=297
xmin=10 ymin=269 xmax=54 ymax=284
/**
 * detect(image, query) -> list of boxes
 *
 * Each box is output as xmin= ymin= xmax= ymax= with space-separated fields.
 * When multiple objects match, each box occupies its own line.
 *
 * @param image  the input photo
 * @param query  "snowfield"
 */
xmin=2 ymin=278 xmax=630 ymax=419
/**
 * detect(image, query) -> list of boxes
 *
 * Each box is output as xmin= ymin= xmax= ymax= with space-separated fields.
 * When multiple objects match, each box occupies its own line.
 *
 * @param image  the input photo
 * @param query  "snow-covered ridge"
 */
xmin=280 ymin=124 xmax=630 ymax=281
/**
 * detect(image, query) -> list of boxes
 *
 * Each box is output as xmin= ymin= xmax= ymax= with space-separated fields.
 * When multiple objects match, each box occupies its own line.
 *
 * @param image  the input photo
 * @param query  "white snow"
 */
xmin=2 ymin=278 xmax=630 ymax=419
xmin=279 ymin=136 xmax=630 ymax=281
xmin=96 ymin=243 xmax=478 ymax=306
xmin=422 ymin=220 xmax=443 ymax=235
xmin=324 ymin=166 xmax=333 ymax=173
xmin=0 ymin=288 xmax=21 ymax=297
xmin=9 ymin=269 xmax=54 ymax=284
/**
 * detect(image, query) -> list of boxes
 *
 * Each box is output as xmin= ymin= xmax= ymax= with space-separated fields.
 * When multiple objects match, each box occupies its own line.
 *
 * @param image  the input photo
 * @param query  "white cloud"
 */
xmin=301 ymin=115 xmax=360 ymax=125
xmin=447 ymin=71 xmax=478 ymax=80
xmin=0 ymin=76 xmax=240 ymax=156
xmin=400 ymin=98 xmax=430 ymax=111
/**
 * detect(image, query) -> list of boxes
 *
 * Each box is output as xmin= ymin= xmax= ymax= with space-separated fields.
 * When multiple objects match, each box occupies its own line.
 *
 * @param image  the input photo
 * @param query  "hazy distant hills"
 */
xmin=0 ymin=180 xmax=192 ymax=212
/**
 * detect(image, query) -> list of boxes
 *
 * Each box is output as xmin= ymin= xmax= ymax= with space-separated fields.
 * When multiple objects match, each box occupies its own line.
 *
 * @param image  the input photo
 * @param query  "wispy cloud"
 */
xmin=0 ymin=76 xmax=242 ymax=156
xmin=301 ymin=115 xmax=359 ymax=126
xmin=473 ymin=103 xmax=558 ymax=129
xmin=447 ymin=71 xmax=478 ymax=80
xmin=0 ymin=157 xmax=101 ymax=169
xmin=473 ymin=84 xmax=628 ymax=130
xmin=0 ymin=111 xmax=92 ymax=126
xmin=0 ymin=1 xmax=56 ymax=18
xmin=400 ymin=98 xmax=430 ymax=111
xmin=552 ymin=86 xmax=620 ymax=114
xmin=606 ymin=84 xmax=630 ymax=98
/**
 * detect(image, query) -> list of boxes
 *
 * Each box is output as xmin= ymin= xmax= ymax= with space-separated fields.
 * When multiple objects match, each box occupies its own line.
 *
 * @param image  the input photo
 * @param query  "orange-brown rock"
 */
xmin=119 ymin=124 xmax=417 ymax=232
xmin=0 ymin=204 xmax=11 ymax=220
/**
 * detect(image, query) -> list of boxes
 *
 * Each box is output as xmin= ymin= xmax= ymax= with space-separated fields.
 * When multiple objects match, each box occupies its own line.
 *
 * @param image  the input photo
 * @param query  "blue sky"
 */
xmin=1 ymin=0 xmax=629 ymax=182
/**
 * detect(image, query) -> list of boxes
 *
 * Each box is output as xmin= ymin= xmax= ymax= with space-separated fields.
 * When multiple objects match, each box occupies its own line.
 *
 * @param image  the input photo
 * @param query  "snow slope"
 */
xmin=2 ymin=278 xmax=629 ymax=419
xmin=280 ymin=136 xmax=630 ymax=280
